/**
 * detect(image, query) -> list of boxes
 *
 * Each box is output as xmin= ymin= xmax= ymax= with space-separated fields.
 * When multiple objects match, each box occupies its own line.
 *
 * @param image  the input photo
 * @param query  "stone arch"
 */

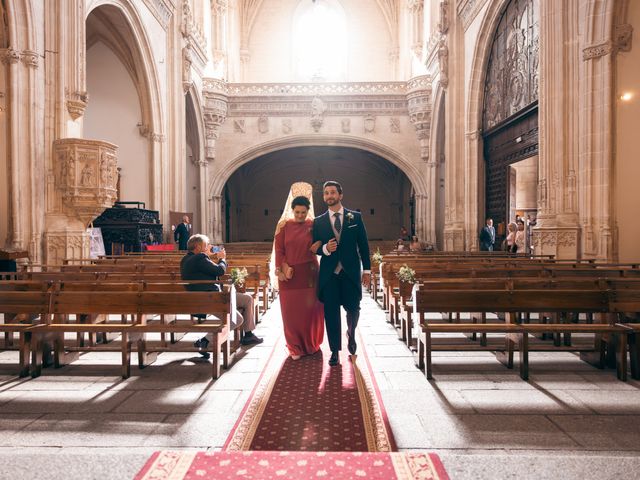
xmin=467 ymin=0 xmax=515 ymax=141
xmin=210 ymin=135 xmax=427 ymax=198
xmin=208 ymin=135 xmax=427 ymax=242
xmin=467 ymin=0 xmax=540 ymax=248
xmin=85 ymin=0 xmax=164 ymax=208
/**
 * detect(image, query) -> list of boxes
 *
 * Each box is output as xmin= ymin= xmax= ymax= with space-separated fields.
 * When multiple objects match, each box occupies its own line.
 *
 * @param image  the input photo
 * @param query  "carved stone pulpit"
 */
xmin=54 ymin=138 xmax=119 ymax=225
xmin=45 ymin=139 xmax=119 ymax=264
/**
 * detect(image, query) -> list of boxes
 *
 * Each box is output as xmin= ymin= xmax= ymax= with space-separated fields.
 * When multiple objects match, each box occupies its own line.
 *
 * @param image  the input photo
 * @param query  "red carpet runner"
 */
xmin=135 ymin=332 xmax=449 ymax=479
xmin=136 ymin=451 xmax=448 ymax=480
xmin=224 ymin=338 xmax=394 ymax=452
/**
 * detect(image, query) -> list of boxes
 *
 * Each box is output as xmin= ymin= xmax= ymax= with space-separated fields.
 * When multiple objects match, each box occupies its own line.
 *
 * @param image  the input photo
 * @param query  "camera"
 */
xmin=210 ymin=245 xmax=222 ymax=253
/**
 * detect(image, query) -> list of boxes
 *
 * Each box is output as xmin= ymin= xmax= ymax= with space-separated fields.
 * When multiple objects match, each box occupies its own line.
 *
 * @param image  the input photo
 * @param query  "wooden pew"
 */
xmin=27 ymin=290 xmax=233 ymax=379
xmin=0 ymin=289 xmax=50 ymax=376
xmin=413 ymin=288 xmax=627 ymax=381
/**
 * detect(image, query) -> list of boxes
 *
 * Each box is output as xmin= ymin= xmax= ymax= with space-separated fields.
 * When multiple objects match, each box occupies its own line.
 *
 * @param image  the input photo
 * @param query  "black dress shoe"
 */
xmin=347 ymin=333 xmax=357 ymax=355
xmin=240 ymin=332 xmax=264 ymax=346
xmin=329 ymin=351 xmax=340 ymax=366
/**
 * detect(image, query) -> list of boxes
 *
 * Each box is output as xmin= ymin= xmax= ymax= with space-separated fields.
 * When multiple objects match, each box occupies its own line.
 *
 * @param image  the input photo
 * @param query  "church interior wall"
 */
xmin=245 ymin=0 xmax=394 ymax=82
xmin=615 ymin=0 xmax=640 ymax=262
xmin=84 ymin=41 xmax=150 ymax=208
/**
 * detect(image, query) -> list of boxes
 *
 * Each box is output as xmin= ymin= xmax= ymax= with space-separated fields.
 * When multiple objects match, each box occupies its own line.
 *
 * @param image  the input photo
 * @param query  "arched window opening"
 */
xmin=293 ymin=0 xmax=347 ymax=82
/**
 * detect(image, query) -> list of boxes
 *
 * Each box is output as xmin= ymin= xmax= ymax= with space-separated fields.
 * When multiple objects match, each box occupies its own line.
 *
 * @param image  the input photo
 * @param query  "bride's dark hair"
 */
xmin=291 ymin=195 xmax=311 ymax=209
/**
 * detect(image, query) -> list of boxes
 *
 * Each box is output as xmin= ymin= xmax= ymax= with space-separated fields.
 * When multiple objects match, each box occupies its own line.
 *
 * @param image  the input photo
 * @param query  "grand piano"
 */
xmin=92 ymin=202 xmax=164 ymax=255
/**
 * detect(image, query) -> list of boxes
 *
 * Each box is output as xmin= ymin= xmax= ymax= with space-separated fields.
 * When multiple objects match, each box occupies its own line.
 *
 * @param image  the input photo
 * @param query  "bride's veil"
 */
xmin=269 ymin=182 xmax=315 ymax=291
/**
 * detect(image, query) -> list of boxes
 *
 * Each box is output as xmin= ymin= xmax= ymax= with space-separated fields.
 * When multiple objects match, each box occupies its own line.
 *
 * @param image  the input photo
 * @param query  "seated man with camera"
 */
xmin=180 ymin=234 xmax=263 ymax=359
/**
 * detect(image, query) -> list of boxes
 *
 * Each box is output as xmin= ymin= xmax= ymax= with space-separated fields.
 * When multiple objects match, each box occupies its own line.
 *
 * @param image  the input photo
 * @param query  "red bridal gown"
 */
xmin=274 ymin=219 xmax=324 ymax=356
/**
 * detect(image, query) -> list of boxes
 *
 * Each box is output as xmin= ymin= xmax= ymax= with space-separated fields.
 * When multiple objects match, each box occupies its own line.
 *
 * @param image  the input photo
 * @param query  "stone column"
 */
xmin=211 ymin=0 xmax=228 ymax=72
xmin=577 ymin=2 xmax=630 ymax=260
xmin=443 ymin=16 xmax=465 ymax=252
xmin=408 ymin=0 xmax=424 ymax=59
xmin=197 ymin=158 xmax=209 ymax=238
xmin=1 ymin=47 xmax=23 ymax=250
xmin=414 ymin=193 xmax=428 ymax=244
xmin=211 ymin=195 xmax=223 ymax=243
xmin=406 ymin=75 xmax=434 ymax=245
xmin=534 ymin=0 xmax=581 ymax=259
xmin=203 ymin=80 xmax=228 ymax=242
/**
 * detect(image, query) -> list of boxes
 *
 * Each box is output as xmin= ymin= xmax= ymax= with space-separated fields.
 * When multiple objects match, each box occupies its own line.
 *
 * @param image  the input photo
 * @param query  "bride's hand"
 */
xmin=285 ymin=266 xmax=294 ymax=280
xmin=277 ymin=271 xmax=287 ymax=282
xmin=310 ymin=240 xmax=322 ymax=253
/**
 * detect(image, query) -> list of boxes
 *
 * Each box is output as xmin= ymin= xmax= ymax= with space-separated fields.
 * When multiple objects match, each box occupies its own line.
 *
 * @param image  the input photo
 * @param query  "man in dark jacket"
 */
xmin=312 ymin=181 xmax=370 ymax=366
xmin=174 ymin=215 xmax=191 ymax=251
xmin=479 ymin=217 xmax=496 ymax=251
xmin=180 ymin=234 xmax=262 ymax=357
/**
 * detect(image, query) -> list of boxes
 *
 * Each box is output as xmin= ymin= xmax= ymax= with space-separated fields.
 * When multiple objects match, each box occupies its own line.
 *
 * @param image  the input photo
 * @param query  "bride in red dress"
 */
xmin=273 ymin=183 xmax=324 ymax=359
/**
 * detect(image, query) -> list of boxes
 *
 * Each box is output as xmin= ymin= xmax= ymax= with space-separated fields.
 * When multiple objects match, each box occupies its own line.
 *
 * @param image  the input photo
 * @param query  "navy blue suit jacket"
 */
xmin=312 ymin=208 xmax=370 ymax=301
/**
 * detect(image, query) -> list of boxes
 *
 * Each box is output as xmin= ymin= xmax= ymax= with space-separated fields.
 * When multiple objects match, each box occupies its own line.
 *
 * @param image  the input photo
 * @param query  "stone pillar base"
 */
xmin=532 ymin=227 xmax=580 ymax=260
xmin=44 ymin=228 xmax=90 ymax=265
xmin=443 ymin=226 xmax=465 ymax=251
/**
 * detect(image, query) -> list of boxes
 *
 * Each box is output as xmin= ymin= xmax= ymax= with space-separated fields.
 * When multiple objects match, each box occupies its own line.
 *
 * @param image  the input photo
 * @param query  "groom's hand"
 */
xmin=310 ymin=240 xmax=322 ymax=253
xmin=326 ymin=238 xmax=338 ymax=253
xmin=361 ymin=272 xmax=371 ymax=288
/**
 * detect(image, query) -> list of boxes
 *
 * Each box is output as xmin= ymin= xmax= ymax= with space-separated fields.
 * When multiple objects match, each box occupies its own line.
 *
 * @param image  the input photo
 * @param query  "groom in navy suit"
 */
xmin=313 ymin=181 xmax=371 ymax=366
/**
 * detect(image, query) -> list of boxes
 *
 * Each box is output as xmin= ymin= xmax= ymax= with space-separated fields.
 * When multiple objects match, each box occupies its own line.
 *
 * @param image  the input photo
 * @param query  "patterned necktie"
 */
xmin=334 ymin=212 xmax=342 ymax=234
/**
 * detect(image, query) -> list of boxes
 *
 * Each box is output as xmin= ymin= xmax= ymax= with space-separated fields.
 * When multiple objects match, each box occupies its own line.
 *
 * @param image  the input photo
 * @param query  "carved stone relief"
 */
xmin=310 ymin=97 xmax=326 ymax=132
xmin=390 ymin=117 xmax=400 ymax=133
xmin=258 ymin=115 xmax=269 ymax=133
xmin=65 ymin=89 xmax=89 ymax=121
xmin=363 ymin=115 xmax=376 ymax=133
xmin=53 ymin=139 xmax=118 ymax=225
xmin=282 ymin=119 xmax=292 ymax=134
xmin=182 ymin=46 xmax=193 ymax=93
xmin=233 ymin=119 xmax=245 ymax=133
xmin=341 ymin=118 xmax=351 ymax=133
xmin=482 ymin=0 xmax=539 ymax=130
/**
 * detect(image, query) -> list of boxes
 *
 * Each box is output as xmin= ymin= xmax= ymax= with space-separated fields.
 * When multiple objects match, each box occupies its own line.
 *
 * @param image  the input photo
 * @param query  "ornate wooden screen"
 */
xmin=482 ymin=0 xmax=539 ymax=234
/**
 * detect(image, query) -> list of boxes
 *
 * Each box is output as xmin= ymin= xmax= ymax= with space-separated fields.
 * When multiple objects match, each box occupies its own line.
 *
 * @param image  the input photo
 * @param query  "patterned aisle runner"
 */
xmin=224 ymin=332 xmax=394 ymax=452
xmin=135 ymin=311 xmax=449 ymax=479
xmin=136 ymin=450 xmax=449 ymax=480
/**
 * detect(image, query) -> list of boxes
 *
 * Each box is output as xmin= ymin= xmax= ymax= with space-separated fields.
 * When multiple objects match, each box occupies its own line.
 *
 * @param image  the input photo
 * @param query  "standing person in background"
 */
xmin=506 ymin=222 xmax=518 ymax=253
xmin=515 ymin=220 xmax=526 ymax=254
xmin=174 ymin=215 xmax=191 ymax=251
xmin=479 ymin=218 xmax=496 ymax=252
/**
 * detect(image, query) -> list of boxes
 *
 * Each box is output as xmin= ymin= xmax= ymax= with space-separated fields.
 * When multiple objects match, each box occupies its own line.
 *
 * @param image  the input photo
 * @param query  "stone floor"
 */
xmin=1 ymin=295 xmax=639 ymax=479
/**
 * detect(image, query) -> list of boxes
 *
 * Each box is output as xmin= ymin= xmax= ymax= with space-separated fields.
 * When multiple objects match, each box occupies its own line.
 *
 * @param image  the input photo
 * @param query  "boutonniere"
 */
xmin=346 ymin=212 xmax=355 ymax=224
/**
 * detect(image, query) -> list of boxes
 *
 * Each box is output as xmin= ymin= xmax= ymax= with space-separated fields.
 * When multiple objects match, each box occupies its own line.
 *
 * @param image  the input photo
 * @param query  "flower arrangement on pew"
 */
xmin=230 ymin=267 xmax=249 ymax=293
xmin=396 ymin=264 xmax=416 ymax=300
xmin=371 ymin=249 xmax=383 ymax=269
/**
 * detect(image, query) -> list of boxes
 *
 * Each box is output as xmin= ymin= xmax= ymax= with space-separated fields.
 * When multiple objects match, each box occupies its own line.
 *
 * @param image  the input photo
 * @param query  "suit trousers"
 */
xmin=206 ymin=292 xmax=255 ymax=342
xmin=321 ymin=270 xmax=361 ymax=352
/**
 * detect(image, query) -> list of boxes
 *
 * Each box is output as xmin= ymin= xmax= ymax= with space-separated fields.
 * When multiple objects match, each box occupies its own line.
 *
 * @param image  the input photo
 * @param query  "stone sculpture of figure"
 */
xmin=100 ymin=153 xmax=109 ymax=185
xmin=81 ymin=163 xmax=94 ymax=186
xmin=311 ymin=97 xmax=326 ymax=117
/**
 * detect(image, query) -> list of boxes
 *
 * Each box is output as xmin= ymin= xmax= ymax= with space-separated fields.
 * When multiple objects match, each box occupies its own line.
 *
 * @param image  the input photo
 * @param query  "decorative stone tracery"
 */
xmin=406 ymin=75 xmax=433 ymax=161
xmin=53 ymin=139 xmax=119 ymax=225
